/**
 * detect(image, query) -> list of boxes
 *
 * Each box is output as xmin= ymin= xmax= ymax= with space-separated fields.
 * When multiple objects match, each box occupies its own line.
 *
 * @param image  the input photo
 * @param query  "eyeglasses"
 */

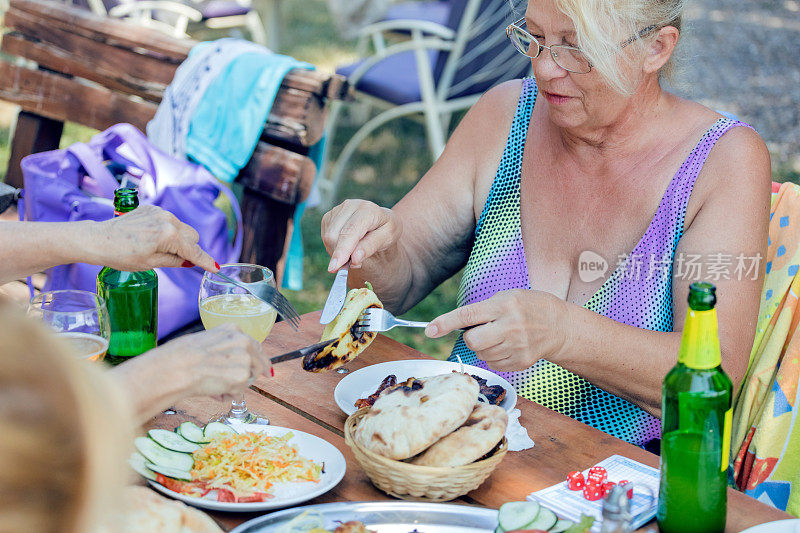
xmin=505 ymin=18 xmax=659 ymax=74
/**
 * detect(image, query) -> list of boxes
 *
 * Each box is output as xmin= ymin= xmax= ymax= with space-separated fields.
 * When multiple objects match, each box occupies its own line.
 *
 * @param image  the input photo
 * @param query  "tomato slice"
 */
xmin=216 ymin=488 xmax=236 ymax=502
xmin=156 ymin=474 xmax=195 ymax=494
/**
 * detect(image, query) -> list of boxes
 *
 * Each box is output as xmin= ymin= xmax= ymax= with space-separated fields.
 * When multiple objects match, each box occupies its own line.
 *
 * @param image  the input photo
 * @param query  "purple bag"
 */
xmin=19 ymin=123 xmax=242 ymax=338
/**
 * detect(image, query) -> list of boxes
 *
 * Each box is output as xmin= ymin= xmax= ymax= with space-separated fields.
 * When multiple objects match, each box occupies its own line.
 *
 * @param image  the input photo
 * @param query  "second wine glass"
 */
xmin=199 ymin=263 xmax=277 ymax=425
xmin=29 ymin=289 xmax=111 ymax=362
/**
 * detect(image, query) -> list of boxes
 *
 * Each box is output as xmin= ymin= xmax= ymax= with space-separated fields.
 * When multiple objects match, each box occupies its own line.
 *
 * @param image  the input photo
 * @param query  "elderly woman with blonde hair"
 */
xmin=0 ymin=301 xmax=225 ymax=532
xmin=322 ymin=0 xmax=771 ymax=446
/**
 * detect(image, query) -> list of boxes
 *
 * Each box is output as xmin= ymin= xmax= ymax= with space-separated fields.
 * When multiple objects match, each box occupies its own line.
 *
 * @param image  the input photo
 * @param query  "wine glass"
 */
xmin=199 ymin=263 xmax=278 ymax=425
xmin=28 ymin=290 xmax=111 ymax=362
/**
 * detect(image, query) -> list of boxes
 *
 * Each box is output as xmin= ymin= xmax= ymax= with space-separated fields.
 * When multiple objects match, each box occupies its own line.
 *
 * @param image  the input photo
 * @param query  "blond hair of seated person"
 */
xmin=0 ymin=300 xmax=131 ymax=533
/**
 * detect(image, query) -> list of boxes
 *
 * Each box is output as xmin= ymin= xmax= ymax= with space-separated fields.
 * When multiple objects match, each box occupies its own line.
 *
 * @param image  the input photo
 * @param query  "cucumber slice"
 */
xmin=526 ymin=506 xmax=557 ymax=530
xmin=494 ymin=526 xmax=505 ymax=533
xmin=549 ymin=519 xmax=574 ymax=533
xmin=134 ymin=437 xmax=194 ymax=472
xmin=145 ymin=462 xmax=192 ymax=481
xmin=203 ymin=422 xmax=236 ymax=440
xmin=498 ymin=501 xmax=540 ymax=531
xmin=128 ymin=452 xmax=157 ymax=481
xmin=148 ymin=429 xmax=200 ymax=453
xmin=178 ymin=422 xmax=209 ymax=444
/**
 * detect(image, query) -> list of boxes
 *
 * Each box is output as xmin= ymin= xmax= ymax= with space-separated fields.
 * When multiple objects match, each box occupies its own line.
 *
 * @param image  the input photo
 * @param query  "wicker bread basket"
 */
xmin=344 ymin=407 xmax=508 ymax=502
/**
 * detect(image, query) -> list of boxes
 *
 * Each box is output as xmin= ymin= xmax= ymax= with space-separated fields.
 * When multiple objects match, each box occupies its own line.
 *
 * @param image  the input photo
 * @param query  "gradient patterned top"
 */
xmin=451 ymin=77 xmax=752 ymax=445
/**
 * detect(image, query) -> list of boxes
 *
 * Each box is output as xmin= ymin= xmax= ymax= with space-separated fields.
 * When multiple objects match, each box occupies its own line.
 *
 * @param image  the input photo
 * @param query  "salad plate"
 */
xmin=334 ymin=359 xmax=517 ymax=416
xmin=135 ymin=423 xmax=346 ymax=512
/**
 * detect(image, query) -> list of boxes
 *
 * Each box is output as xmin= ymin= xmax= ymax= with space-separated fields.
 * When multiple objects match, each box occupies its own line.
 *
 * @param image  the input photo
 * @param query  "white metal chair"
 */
xmin=75 ymin=0 xmax=268 ymax=45
xmin=315 ymin=0 xmax=529 ymax=209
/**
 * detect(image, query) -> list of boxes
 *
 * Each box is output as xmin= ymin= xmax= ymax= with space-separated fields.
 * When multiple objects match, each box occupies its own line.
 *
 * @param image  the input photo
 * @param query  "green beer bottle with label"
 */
xmin=657 ymin=282 xmax=732 ymax=533
xmin=97 ymin=188 xmax=158 ymax=365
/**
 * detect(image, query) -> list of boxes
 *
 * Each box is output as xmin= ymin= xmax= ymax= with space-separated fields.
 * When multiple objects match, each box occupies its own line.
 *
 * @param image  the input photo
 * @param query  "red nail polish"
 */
xmin=214 ymin=261 xmax=220 ymax=270
xmin=181 ymin=260 xmax=194 ymax=267
xmin=270 ymin=367 xmax=275 ymax=377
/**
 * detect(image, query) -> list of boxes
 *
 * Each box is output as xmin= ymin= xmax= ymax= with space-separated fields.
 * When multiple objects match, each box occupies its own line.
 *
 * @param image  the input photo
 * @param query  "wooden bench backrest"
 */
xmin=0 ymin=0 xmax=348 ymax=282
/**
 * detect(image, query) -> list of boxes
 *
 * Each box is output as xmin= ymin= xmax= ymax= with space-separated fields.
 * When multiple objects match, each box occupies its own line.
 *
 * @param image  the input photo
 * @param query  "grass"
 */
xmin=0 ymin=0 xmax=796 ymax=359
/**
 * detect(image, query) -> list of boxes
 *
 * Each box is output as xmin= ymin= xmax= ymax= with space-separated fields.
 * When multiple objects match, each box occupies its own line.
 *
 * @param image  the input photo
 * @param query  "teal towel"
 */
xmin=185 ymin=51 xmax=312 ymax=183
xmin=184 ymin=42 xmax=315 ymax=290
xmin=282 ymin=137 xmax=326 ymax=291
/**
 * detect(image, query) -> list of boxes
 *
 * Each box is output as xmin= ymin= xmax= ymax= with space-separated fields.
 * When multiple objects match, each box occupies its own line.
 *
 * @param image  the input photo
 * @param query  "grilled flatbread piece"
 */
xmin=99 ymin=486 xmax=223 ymax=532
xmin=303 ymin=286 xmax=382 ymax=372
xmin=354 ymin=373 xmax=479 ymax=460
xmin=410 ymin=403 xmax=508 ymax=466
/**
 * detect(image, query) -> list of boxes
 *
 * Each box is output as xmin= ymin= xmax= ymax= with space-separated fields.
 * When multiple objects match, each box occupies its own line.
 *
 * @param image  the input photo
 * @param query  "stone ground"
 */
xmin=671 ymin=0 xmax=800 ymax=175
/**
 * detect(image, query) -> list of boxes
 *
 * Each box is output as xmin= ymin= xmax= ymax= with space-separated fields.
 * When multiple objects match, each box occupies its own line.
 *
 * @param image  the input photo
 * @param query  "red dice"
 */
xmin=601 ymin=481 xmax=616 ymax=497
xmin=619 ymin=480 xmax=634 ymax=499
xmin=566 ymin=470 xmax=585 ymax=490
xmin=583 ymin=483 xmax=604 ymax=501
xmin=587 ymin=466 xmax=607 ymax=485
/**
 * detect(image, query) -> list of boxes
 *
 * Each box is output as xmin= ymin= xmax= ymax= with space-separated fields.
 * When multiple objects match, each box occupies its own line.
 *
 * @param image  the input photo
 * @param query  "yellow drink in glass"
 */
xmin=58 ymin=332 xmax=109 ymax=362
xmin=199 ymin=294 xmax=277 ymax=342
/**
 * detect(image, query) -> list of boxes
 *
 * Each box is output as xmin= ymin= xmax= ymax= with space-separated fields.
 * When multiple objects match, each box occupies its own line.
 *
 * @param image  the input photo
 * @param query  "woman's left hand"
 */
xmin=425 ymin=289 xmax=570 ymax=371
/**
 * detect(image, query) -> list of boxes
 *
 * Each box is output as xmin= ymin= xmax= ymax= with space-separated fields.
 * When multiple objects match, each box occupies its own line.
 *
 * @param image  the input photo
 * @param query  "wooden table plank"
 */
xmin=250 ymin=311 xmax=792 ymax=532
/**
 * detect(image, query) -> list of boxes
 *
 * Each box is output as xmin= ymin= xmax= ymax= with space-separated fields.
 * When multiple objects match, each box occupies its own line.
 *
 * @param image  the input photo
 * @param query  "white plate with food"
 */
xmin=740 ymin=519 xmax=800 ymax=533
xmin=334 ymin=359 xmax=517 ymax=416
xmin=129 ymin=421 xmax=346 ymax=512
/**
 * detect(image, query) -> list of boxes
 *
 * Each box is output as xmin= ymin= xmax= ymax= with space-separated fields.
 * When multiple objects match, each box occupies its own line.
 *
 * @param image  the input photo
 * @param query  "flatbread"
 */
xmin=354 ymin=373 xmax=479 ymax=460
xmin=303 ymin=286 xmax=382 ymax=372
xmin=98 ymin=486 xmax=223 ymax=532
xmin=410 ymin=403 xmax=508 ymax=466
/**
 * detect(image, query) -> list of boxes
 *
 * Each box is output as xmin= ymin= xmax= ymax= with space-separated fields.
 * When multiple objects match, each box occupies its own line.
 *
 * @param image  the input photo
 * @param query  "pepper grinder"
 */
xmin=601 ymin=483 xmax=634 ymax=533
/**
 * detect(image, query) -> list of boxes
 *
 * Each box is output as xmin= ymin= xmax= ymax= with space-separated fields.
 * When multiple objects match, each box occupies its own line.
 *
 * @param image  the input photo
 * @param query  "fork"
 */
xmin=353 ymin=308 xmax=429 ymax=333
xmin=213 ymin=271 xmax=301 ymax=330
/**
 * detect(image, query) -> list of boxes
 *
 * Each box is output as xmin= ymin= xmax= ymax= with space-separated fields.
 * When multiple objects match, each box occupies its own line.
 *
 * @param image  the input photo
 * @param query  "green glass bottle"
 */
xmin=97 ymin=188 xmax=158 ymax=365
xmin=657 ymin=282 xmax=732 ymax=533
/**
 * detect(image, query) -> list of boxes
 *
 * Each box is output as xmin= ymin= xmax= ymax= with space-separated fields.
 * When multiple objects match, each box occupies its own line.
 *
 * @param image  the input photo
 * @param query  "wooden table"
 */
xmin=146 ymin=311 xmax=792 ymax=532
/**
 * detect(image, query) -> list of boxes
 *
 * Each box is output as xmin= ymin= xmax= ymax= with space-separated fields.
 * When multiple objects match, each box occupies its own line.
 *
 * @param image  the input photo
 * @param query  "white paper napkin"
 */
xmin=505 ymin=408 xmax=535 ymax=451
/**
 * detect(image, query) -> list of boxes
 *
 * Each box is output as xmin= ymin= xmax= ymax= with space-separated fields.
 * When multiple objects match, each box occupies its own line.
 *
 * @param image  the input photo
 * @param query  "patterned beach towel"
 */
xmin=732 ymin=181 xmax=800 ymax=514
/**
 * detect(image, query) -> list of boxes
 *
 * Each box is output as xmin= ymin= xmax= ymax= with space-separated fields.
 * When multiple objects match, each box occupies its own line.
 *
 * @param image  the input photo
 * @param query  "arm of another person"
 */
xmin=428 ymin=125 xmax=771 ymax=416
xmin=323 ymin=82 xmax=520 ymax=313
xmin=108 ymin=324 xmax=270 ymax=424
xmin=0 ymin=205 xmax=218 ymax=284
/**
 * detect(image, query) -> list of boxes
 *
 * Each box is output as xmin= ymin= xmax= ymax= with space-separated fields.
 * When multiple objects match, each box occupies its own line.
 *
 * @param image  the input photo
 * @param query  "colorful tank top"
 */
xmin=450 ymin=77 xmax=752 ymax=446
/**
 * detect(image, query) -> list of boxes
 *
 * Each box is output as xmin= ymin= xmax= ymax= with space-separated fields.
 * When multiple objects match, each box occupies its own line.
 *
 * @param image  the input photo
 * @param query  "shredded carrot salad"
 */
xmin=188 ymin=432 xmax=322 ymax=500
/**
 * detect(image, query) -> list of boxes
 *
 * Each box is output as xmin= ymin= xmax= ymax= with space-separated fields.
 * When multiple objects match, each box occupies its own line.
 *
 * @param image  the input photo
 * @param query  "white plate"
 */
xmin=334 ymin=359 xmax=517 ymax=416
xmin=741 ymin=519 xmax=800 ymax=533
xmin=146 ymin=423 xmax=346 ymax=512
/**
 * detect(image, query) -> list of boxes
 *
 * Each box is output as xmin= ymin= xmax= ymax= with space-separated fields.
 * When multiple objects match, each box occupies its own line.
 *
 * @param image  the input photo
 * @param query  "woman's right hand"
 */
xmin=321 ymin=199 xmax=403 ymax=272
xmin=110 ymin=323 xmax=271 ymax=421
xmin=156 ymin=324 xmax=270 ymax=399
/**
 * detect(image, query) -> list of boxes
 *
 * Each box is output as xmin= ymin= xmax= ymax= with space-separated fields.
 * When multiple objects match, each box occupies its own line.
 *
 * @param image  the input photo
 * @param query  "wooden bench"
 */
xmin=0 ymin=0 xmax=348 ymax=285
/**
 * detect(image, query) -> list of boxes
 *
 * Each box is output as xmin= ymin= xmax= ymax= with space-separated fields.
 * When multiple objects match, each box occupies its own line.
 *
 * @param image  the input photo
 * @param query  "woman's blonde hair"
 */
xmin=555 ymin=0 xmax=687 ymax=94
xmin=0 ymin=300 xmax=132 ymax=533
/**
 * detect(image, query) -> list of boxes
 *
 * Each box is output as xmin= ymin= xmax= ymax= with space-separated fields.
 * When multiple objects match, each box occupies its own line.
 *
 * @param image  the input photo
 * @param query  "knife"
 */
xmin=319 ymin=262 xmax=350 ymax=325
xmin=270 ymin=338 xmax=338 ymax=364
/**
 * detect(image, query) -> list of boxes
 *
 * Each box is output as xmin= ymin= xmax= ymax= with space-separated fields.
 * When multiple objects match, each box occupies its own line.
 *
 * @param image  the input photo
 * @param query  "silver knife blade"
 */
xmin=319 ymin=262 xmax=350 ymax=324
xmin=270 ymin=338 xmax=337 ymax=364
